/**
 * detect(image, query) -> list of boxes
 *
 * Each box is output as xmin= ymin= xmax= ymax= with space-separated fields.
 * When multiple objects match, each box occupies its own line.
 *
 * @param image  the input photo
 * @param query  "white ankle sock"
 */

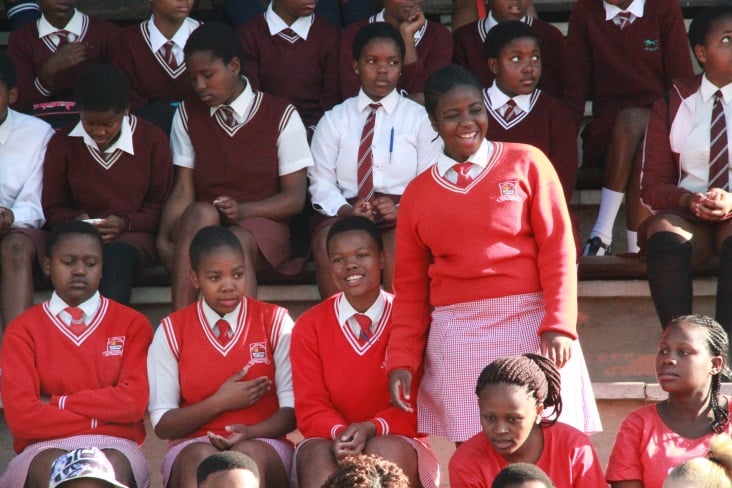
xmin=589 ymin=188 xmax=625 ymax=245
xmin=627 ymin=230 xmax=640 ymax=253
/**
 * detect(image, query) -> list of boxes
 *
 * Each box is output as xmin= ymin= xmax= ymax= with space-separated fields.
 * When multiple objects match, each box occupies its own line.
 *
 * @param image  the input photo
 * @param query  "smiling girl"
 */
xmin=386 ymin=64 xmax=600 ymax=444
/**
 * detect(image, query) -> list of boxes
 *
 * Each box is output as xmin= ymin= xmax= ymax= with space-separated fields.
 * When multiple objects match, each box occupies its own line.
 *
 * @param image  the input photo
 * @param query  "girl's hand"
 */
xmin=213 ymin=369 xmax=271 ymax=411
xmin=333 ymin=422 xmax=375 ymax=460
xmin=213 ymin=196 xmax=241 ymax=222
xmin=352 ymin=199 xmax=375 ymax=221
xmin=399 ymin=5 xmax=426 ymax=39
xmin=372 ymin=197 xmax=397 ymax=223
xmin=96 ymin=215 xmax=126 ymax=243
xmin=540 ymin=332 xmax=573 ymax=369
xmin=0 ymin=206 xmax=14 ymax=231
xmin=693 ymin=188 xmax=732 ymax=221
xmin=388 ymin=369 xmax=414 ymax=413
xmin=207 ymin=423 xmax=249 ymax=450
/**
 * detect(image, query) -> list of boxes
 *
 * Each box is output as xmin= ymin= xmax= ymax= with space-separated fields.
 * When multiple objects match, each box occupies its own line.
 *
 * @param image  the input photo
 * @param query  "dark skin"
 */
xmin=37 ymin=0 xmax=91 ymax=91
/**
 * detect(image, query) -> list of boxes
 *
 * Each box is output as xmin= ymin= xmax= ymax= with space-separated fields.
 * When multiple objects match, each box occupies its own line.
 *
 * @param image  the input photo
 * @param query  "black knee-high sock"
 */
xmin=716 ymin=237 xmax=732 ymax=335
xmin=99 ymin=242 xmax=141 ymax=305
xmin=646 ymin=231 xmax=693 ymax=329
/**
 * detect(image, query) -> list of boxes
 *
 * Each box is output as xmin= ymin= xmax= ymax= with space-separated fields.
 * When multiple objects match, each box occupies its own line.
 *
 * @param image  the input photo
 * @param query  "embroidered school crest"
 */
xmin=102 ymin=336 xmax=125 ymax=356
xmin=497 ymin=181 xmax=521 ymax=202
xmin=249 ymin=342 xmax=271 ymax=365
xmin=644 ymin=39 xmax=659 ymax=51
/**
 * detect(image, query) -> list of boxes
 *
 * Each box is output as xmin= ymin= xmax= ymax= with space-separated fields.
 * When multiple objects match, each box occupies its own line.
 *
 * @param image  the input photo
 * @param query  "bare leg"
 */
xmin=25 ymin=448 xmax=65 ymax=488
xmin=312 ymin=224 xmax=339 ymax=299
xmin=102 ymin=448 xmax=137 ymax=488
xmin=168 ymin=442 xmax=218 ymax=488
xmin=228 ymin=227 xmax=267 ymax=298
xmin=232 ymin=439 xmax=289 ymax=488
xmin=297 ymin=439 xmax=337 ymax=488
xmin=170 ymin=202 xmax=221 ymax=311
xmin=364 ymin=436 xmax=419 ymax=487
xmin=0 ymin=233 xmax=36 ymax=330
xmin=626 ymin=142 xmax=652 ymax=233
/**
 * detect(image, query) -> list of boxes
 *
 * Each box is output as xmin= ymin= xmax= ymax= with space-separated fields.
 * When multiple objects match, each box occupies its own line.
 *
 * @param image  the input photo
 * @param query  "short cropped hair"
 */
xmin=688 ymin=6 xmax=732 ymax=52
xmin=74 ymin=64 xmax=130 ymax=113
xmin=326 ymin=216 xmax=384 ymax=254
xmin=484 ymin=20 xmax=540 ymax=59
xmin=189 ymin=225 xmax=245 ymax=272
xmin=184 ymin=21 xmax=245 ymax=66
xmin=492 ymin=463 xmax=554 ymax=488
xmin=0 ymin=53 xmax=17 ymax=89
xmin=47 ymin=221 xmax=103 ymax=258
xmin=352 ymin=22 xmax=406 ymax=61
xmin=196 ymin=451 xmax=260 ymax=485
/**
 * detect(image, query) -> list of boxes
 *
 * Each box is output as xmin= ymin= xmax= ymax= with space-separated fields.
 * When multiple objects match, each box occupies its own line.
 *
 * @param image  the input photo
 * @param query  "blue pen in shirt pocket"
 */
xmin=389 ymin=127 xmax=394 ymax=165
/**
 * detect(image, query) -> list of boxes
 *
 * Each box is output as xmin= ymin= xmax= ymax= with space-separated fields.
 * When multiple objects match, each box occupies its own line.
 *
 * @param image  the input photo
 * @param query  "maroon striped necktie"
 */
xmin=357 ymin=103 xmax=381 ymax=201
xmin=709 ymin=90 xmax=729 ymax=191
xmin=160 ymin=40 xmax=179 ymax=70
xmin=503 ymin=99 xmax=518 ymax=122
xmin=615 ymin=12 xmax=632 ymax=30
xmin=55 ymin=29 xmax=71 ymax=47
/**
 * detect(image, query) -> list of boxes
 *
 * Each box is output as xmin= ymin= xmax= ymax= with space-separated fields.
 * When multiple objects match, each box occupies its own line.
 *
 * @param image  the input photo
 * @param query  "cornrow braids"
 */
xmin=475 ymin=353 xmax=563 ymax=425
xmin=668 ymin=315 xmax=730 ymax=433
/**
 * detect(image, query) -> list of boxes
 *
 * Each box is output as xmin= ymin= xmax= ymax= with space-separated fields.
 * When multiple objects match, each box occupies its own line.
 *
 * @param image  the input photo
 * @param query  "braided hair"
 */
xmin=475 ymin=354 xmax=563 ymax=425
xmin=667 ymin=315 xmax=730 ymax=433
xmin=320 ymin=454 xmax=409 ymax=488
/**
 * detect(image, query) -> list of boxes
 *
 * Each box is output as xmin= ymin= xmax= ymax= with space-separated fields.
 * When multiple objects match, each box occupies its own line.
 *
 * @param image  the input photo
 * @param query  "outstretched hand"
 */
xmin=388 ymin=368 xmax=414 ymax=413
xmin=540 ymin=332 xmax=573 ymax=369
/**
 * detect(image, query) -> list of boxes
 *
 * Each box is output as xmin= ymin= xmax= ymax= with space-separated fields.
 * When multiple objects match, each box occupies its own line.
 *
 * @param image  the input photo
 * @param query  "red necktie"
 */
xmin=215 ymin=319 xmax=232 ymax=347
xmin=710 ymin=90 xmax=729 ymax=191
xmin=64 ymin=306 xmax=86 ymax=335
xmin=160 ymin=40 xmax=179 ymax=70
xmin=615 ymin=12 xmax=632 ymax=30
xmin=353 ymin=314 xmax=372 ymax=342
xmin=453 ymin=162 xmax=474 ymax=188
xmin=503 ymin=99 xmax=518 ymax=122
xmin=357 ymin=103 xmax=381 ymax=202
xmin=218 ymin=105 xmax=237 ymax=129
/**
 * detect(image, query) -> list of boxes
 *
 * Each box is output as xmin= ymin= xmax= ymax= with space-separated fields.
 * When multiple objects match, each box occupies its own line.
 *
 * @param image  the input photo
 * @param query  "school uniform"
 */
xmin=112 ymin=16 xmax=201 ymax=110
xmin=563 ymin=0 xmax=693 ymax=166
xmin=387 ymin=139 xmax=601 ymax=441
xmin=170 ymin=79 xmax=314 ymax=272
xmin=8 ymin=9 xmax=118 ymax=113
xmin=309 ymin=88 xmax=440 ymax=217
xmin=449 ymin=422 xmax=606 ymax=488
xmin=0 ymin=292 xmax=153 ymax=488
xmin=292 ymin=291 xmax=439 ymax=487
xmin=338 ymin=10 xmax=452 ymax=99
xmin=41 ymin=115 xmax=173 ymax=260
xmin=452 ymin=13 xmax=565 ymax=98
xmin=148 ymin=297 xmax=294 ymax=485
xmin=239 ymin=4 xmax=340 ymax=130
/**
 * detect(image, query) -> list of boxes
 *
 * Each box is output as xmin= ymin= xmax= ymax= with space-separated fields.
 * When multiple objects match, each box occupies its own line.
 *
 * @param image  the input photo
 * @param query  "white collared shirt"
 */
xmin=603 ymin=0 xmax=645 ymax=23
xmin=38 ymin=9 xmax=84 ymax=43
xmin=147 ymin=15 xmax=200 ymax=66
xmin=49 ymin=291 xmax=101 ymax=325
xmin=436 ymin=138 xmax=493 ymax=183
xmin=147 ymin=299 xmax=295 ymax=427
xmin=264 ymin=2 xmax=313 ymax=40
xmin=336 ymin=290 xmax=386 ymax=337
xmin=373 ymin=9 xmax=426 ymax=44
xmin=170 ymin=77 xmax=313 ymax=176
xmin=673 ymin=76 xmax=732 ymax=193
xmin=309 ymin=89 xmax=440 ymax=216
xmin=485 ymin=11 xmax=528 ymax=32
xmin=487 ymin=82 xmax=533 ymax=117
xmin=0 ymin=109 xmax=53 ymax=228
xmin=69 ymin=114 xmax=135 ymax=157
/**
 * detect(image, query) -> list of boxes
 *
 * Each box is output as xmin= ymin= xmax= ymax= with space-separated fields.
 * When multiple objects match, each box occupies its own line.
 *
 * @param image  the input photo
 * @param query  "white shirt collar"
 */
xmin=49 ymin=290 xmax=101 ymax=321
xmin=486 ymin=11 xmax=528 ymax=31
xmin=265 ymin=2 xmax=313 ymax=40
xmin=209 ymin=77 xmax=254 ymax=121
xmin=0 ymin=108 xmax=15 ymax=145
xmin=374 ymin=9 xmax=425 ymax=43
xmin=436 ymin=138 xmax=492 ymax=176
xmin=487 ymin=81 xmax=533 ymax=113
xmin=356 ymin=88 xmax=400 ymax=114
xmin=147 ymin=15 xmax=196 ymax=52
xmin=201 ymin=298 xmax=243 ymax=331
xmin=38 ymin=9 xmax=84 ymax=39
xmin=701 ymin=75 xmax=732 ymax=105
xmin=69 ymin=114 xmax=135 ymax=156
xmin=336 ymin=290 xmax=386 ymax=332
xmin=603 ymin=0 xmax=645 ymax=21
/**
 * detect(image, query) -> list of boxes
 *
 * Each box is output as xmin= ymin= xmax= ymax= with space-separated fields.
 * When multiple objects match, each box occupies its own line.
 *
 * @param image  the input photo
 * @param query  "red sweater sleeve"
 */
xmin=118 ymin=126 xmax=173 ymax=232
xmin=291 ymin=314 xmax=350 ymax=439
xmin=401 ymin=23 xmax=453 ymax=95
xmin=1 ymin=320 xmax=93 ymax=443
xmin=640 ymin=96 xmax=686 ymax=211
xmin=240 ymin=27 xmax=262 ymax=91
xmin=112 ymin=28 xmax=148 ymax=109
xmin=8 ymin=27 xmax=52 ymax=111
xmin=386 ymin=181 xmax=433 ymax=375
xmin=49 ymin=314 xmax=152 ymax=423
xmin=562 ymin=2 xmax=592 ymax=125
xmin=527 ymin=147 xmax=578 ymax=338
xmin=42 ymin=131 xmax=82 ymax=226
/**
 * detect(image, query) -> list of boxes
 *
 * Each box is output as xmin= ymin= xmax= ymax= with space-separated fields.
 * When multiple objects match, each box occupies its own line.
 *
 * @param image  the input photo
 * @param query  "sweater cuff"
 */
xmin=50 ymin=395 xmax=67 ymax=409
xmin=34 ymin=76 xmax=52 ymax=96
xmin=331 ymin=424 xmax=346 ymax=440
xmin=371 ymin=418 xmax=388 ymax=436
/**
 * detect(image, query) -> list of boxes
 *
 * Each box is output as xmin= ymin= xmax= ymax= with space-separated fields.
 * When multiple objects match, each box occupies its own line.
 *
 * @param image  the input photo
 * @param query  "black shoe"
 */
xmin=583 ymin=237 xmax=611 ymax=256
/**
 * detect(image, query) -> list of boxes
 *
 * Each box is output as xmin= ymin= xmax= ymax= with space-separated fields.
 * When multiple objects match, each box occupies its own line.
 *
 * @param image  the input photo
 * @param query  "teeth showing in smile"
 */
xmin=458 ymin=132 xmax=477 ymax=140
xmin=345 ymin=274 xmax=364 ymax=282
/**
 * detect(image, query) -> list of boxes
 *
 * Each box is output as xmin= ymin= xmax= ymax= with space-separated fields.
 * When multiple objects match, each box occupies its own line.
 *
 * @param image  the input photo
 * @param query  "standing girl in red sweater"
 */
xmin=386 ymin=65 xmax=601 ymax=444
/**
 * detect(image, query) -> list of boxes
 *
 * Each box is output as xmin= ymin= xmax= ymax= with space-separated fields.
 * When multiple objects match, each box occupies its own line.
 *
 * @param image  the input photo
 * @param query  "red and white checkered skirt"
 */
xmin=0 ymin=434 xmax=149 ymax=488
xmin=418 ymin=292 xmax=602 ymax=442
xmin=161 ymin=436 xmax=294 ymax=487
xmin=292 ymin=435 xmax=440 ymax=487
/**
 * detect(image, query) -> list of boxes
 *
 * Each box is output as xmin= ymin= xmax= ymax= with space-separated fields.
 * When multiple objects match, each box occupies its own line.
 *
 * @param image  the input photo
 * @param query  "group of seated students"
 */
xmin=0 ymin=0 xmax=731 ymax=486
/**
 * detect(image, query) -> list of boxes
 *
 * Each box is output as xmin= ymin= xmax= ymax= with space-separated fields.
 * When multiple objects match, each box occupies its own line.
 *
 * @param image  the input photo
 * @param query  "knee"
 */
xmin=101 ymin=449 xmax=135 ymax=486
xmin=180 ymin=202 xmax=220 ymax=233
xmin=173 ymin=443 xmax=218 ymax=474
xmin=616 ymin=107 xmax=650 ymax=135
xmin=0 ymin=233 xmax=34 ymax=269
